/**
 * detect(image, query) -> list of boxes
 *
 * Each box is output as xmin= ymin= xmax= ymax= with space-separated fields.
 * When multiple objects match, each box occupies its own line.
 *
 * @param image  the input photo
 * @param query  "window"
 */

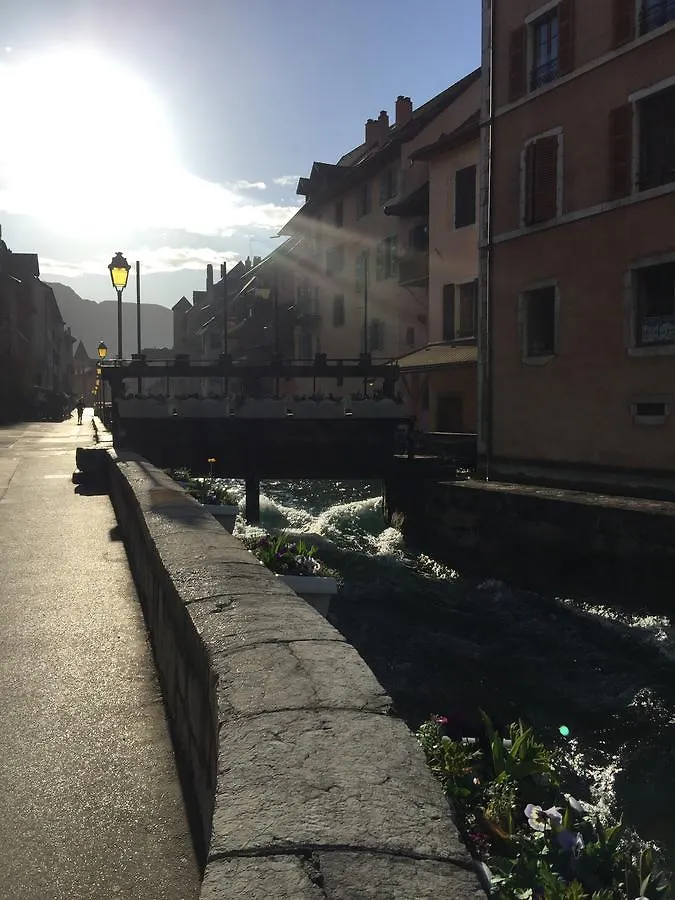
xmin=356 ymin=182 xmax=371 ymax=218
xmin=299 ymin=331 xmax=313 ymax=359
xmin=335 ymin=201 xmax=344 ymax=227
xmin=326 ymin=244 xmax=345 ymax=276
xmin=355 ymin=250 xmax=370 ymax=291
xmin=637 ymin=85 xmax=675 ymax=191
xmin=639 ymin=0 xmax=675 ymax=35
xmin=508 ymin=0 xmax=574 ymax=102
xmin=454 ymin=165 xmax=477 ymax=228
xmin=332 ymin=294 xmax=345 ymax=327
xmin=406 ymin=326 xmax=415 ymax=347
xmin=530 ymin=8 xmax=559 ymax=90
xmin=442 ymin=281 xmax=477 ymax=341
xmin=523 ymin=133 xmax=560 ymax=225
xmin=632 ymin=398 xmax=670 ymax=425
xmin=376 ymin=236 xmax=398 ymax=280
xmin=379 ymin=167 xmax=399 ymax=204
xmin=437 ymin=395 xmax=463 ymax=432
xmin=523 ymin=285 xmax=556 ymax=358
xmin=368 ymin=319 xmax=385 ymax=352
xmin=635 ymin=261 xmax=675 ymax=346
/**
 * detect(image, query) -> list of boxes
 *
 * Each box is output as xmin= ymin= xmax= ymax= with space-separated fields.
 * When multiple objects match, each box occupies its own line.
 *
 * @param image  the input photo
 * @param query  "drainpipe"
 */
xmin=477 ymin=0 xmax=495 ymax=479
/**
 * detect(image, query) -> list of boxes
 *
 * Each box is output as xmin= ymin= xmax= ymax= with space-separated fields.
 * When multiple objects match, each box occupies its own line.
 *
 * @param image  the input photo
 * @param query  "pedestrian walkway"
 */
xmin=0 ymin=411 xmax=201 ymax=900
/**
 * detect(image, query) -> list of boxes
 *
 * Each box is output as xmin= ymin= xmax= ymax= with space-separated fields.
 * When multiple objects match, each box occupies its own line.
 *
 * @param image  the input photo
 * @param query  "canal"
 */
xmin=222 ymin=477 xmax=675 ymax=872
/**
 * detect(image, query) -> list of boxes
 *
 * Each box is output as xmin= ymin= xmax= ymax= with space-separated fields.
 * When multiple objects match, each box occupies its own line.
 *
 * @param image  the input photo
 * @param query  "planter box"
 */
xmin=202 ymin=503 xmax=238 ymax=534
xmin=278 ymin=574 xmax=338 ymax=618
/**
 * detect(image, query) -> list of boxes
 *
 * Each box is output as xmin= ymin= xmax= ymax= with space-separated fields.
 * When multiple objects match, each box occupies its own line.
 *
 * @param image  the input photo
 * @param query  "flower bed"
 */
xmin=167 ymin=463 xmax=239 ymax=533
xmin=416 ymin=714 xmax=672 ymax=898
xmin=242 ymin=532 xmax=338 ymax=617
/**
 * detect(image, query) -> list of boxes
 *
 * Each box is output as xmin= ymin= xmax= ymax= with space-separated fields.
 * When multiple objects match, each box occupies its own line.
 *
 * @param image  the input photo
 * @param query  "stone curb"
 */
xmin=105 ymin=449 xmax=484 ymax=898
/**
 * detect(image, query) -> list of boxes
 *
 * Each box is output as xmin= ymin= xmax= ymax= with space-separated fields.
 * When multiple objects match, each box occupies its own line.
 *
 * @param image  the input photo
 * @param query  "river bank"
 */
xmin=220 ymin=477 xmax=675 ymax=871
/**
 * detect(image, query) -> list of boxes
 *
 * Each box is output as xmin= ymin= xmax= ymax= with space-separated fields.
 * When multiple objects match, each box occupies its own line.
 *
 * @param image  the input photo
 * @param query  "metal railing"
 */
xmin=639 ymin=0 xmax=675 ymax=34
xmin=530 ymin=58 xmax=558 ymax=91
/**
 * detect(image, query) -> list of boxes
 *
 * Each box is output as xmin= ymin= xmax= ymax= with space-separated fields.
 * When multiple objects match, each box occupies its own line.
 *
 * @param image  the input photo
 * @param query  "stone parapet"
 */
xmin=106 ymin=451 xmax=483 ymax=899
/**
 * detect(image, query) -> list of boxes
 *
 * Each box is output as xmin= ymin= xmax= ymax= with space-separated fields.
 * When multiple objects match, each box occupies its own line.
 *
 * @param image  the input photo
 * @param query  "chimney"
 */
xmin=206 ymin=263 xmax=214 ymax=292
xmin=378 ymin=110 xmax=390 ymax=141
xmin=220 ymin=262 xmax=227 ymax=279
xmin=245 ymin=255 xmax=252 ymax=271
xmin=365 ymin=117 xmax=379 ymax=148
xmin=395 ymin=96 xmax=413 ymax=127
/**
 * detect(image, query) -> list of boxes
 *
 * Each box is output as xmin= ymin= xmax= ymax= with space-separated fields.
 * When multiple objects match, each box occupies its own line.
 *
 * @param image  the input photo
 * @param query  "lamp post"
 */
xmin=108 ymin=252 xmax=130 ymax=360
xmin=97 ymin=341 xmax=108 ymax=418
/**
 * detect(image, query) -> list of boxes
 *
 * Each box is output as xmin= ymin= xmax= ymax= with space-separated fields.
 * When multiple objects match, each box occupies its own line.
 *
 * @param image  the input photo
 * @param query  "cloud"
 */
xmin=39 ymin=246 xmax=243 ymax=279
xmin=273 ymin=175 xmax=301 ymax=187
xmin=228 ymin=180 xmax=267 ymax=191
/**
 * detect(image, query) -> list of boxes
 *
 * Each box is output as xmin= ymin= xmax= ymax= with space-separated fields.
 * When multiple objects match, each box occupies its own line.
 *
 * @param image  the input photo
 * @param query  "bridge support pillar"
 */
xmin=245 ymin=477 xmax=260 ymax=524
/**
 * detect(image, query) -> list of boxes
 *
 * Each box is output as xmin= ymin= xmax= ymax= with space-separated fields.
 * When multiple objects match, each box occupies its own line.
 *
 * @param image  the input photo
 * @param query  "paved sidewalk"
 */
xmin=0 ymin=412 xmax=200 ymax=899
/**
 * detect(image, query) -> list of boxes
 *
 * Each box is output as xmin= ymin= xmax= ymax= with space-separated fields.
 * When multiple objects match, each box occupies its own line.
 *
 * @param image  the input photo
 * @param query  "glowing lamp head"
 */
xmin=97 ymin=341 xmax=108 ymax=360
xmin=108 ymin=252 xmax=130 ymax=292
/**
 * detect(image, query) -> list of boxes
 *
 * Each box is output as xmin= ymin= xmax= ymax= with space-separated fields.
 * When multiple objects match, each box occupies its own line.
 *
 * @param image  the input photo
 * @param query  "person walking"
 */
xmin=76 ymin=397 xmax=84 ymax=425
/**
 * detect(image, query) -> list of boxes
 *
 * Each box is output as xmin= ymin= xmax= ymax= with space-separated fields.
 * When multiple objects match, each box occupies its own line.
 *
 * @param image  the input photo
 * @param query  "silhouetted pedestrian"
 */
xmin=76 ymin=397 xmax=84 ymax=425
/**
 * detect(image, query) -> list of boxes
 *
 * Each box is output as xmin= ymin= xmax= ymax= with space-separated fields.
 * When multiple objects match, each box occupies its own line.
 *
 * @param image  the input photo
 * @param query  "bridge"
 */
xmin=99 ymin=355 xmax=478 ymax=520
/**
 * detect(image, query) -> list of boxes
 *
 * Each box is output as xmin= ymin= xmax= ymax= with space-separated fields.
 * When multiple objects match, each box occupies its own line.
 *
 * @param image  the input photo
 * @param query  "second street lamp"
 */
xmin=97 ymin=341 xmax=108 ymax=416
xmin=108 ymin=252 xmax=130 ymax=360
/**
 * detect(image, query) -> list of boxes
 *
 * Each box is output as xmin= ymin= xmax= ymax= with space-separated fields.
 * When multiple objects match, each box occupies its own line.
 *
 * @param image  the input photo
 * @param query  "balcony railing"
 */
xmin=640 ymin=314 xmax=675 ymax=346
xmin=398 ymin=248 xmax=429 ymax=287
xmin=530 ymin=58 xmax=558 ymax=91
xmin=639 ymin=0 xmax=675 ymax=34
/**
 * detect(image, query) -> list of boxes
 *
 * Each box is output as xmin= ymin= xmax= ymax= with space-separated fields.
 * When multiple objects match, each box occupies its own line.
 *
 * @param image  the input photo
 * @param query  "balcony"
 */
xmin=639 ymin=0 xmax=675 ymax=34
xmin=398 ymin=248 xmax=429 ymax=287
xmin=529 ymin=58 xmax=558 ymax=92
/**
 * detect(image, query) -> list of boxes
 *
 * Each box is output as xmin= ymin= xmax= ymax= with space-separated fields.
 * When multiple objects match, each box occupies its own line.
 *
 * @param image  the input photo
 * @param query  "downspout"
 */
xmin=477 ymin=0 xmax=495 ymax=478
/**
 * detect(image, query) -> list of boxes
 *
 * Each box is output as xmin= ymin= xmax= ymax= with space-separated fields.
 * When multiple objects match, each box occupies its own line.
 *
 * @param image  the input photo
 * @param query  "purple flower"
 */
xmin=556 ymin=829 xmax=585 ymax=857
xmin=525 ymin=804 xmax=562 ymax=831
xmin=432 ymin=715 xmax=449 ymax=725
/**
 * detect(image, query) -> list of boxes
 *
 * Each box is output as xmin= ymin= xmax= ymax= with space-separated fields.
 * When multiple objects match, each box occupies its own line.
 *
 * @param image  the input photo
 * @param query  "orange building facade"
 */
xmin=481 ymin=0 xmax=675 ymax=475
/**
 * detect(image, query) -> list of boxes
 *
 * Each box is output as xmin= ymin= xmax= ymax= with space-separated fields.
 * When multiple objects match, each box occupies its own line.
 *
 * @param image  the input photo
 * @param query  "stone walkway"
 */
xmin=0 ymin=412 xmax=200 ymax=899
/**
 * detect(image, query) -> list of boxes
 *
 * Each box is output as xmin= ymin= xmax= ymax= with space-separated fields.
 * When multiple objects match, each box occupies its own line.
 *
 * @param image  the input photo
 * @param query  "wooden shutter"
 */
xmin=533 ymin=135 xmax=559 ymax=222
xmin=558 ymin=0 xmax=576 ymax=75
xmin=612 ymin=0 xmax=636 ymax=47
xmin=442 ymin=284 xmax=456 ymax=341
xmin=524 ymin=141 xmax=537 ymax=224
xmin=508 ymin=25 xmax=527 ymax=102
xmin=608 ymin=104 xmax=633 ymax=199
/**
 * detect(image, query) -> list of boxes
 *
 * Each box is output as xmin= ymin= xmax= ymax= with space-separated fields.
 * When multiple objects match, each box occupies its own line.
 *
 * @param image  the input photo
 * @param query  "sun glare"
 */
xmin=0 ymin=48 xmax=178 ymax=235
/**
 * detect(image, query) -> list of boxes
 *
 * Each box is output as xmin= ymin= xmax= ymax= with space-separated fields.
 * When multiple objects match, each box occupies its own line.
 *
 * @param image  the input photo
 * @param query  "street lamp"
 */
xmin=108 ymin=252 xmax=130 ymax=359
xmin=97 ymin=342 xmax=108 ymax=414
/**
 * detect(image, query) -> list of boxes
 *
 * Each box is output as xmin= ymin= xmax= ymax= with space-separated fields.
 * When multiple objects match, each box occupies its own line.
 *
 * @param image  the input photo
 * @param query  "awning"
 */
xmin=396 ymin=342 xmax=477 ymax=372
xmin=384 ymin=181 xmax=429 ymax=217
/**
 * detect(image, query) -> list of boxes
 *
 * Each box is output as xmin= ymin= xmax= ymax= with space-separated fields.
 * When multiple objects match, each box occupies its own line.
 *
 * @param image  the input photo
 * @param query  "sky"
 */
xmin=0 ymin=0 xmax=481 ymax=308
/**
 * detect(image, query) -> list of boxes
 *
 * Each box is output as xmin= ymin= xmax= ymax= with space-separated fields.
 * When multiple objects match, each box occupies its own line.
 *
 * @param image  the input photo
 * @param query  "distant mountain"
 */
xmin=49 ymin=282 xmax=173 ymax=357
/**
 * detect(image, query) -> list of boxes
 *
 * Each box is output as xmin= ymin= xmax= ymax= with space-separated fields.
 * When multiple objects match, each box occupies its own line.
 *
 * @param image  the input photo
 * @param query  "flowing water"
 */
xmin=219 ymin=477 xmax=675 ymax=869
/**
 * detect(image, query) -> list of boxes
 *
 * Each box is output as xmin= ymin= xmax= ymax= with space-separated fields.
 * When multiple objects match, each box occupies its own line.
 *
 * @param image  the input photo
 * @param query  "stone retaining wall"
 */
xmin=106 ymin=451 xmax=483 ymax=898
xmin=385 ymin=476 xmax=675 ymax=592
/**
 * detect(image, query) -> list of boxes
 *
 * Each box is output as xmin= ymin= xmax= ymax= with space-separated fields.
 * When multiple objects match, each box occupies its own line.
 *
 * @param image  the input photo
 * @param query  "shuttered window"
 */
xmin=609 ymin=104 xmax=633 ymax=199
xmin=524 ymin=134 xmax=560 ymax=225
xmin=613 ymin=0 xmax=636 ymax=46
xmin=508 ymin=26 xmax=527 ymax=101
xmin=332 ymin=294 xmax=345 ymax=327
xmin=458 ymin=280 xmax=478 ymax=338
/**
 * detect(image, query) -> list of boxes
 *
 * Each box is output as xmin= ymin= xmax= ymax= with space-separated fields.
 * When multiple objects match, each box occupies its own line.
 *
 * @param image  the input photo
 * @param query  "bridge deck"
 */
xmin=0 ymin=414 xmax=200 ymax=899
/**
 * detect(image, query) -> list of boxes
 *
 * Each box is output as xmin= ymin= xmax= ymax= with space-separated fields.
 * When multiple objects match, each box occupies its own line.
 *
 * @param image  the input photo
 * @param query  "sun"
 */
xmin=0 ymin=47 xmax=177 ymax=235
